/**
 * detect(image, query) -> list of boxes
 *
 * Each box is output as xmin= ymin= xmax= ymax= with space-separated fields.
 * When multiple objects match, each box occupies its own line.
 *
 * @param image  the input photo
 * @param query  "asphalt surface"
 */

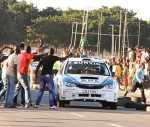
xmin=0 ymin=90 xmax=150 ymax=127
xmin=0 ymin=107 xmax=150 ymax=127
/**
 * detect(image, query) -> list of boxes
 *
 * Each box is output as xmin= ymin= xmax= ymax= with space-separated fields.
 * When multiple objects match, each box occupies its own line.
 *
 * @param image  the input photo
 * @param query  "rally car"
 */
xmin=54 ymin=57 xmax=119 ymax=109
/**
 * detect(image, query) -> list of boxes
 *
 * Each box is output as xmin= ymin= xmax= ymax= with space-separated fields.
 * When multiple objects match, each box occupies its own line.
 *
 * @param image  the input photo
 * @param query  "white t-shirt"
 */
xmin=6 ymin=53 xmax=18 ymax=76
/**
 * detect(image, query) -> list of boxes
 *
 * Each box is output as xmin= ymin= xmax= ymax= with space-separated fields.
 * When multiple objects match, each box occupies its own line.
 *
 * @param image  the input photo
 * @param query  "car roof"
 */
xmin=67 ymin=57 xmax=105 ymax=63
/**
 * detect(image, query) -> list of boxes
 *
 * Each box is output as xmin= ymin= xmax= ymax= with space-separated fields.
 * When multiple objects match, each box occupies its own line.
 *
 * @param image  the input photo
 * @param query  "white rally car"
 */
xmin=54 ymin=57 xmax=119 ymax=109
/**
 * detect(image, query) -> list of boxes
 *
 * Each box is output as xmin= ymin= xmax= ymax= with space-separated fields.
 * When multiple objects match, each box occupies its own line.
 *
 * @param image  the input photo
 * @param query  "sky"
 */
xmin=18 ymin=0 xmax=150 ymax=20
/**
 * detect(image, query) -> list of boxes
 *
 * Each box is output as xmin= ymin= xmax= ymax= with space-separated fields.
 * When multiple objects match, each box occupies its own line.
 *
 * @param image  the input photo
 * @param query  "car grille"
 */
xmin=77 ymin=84 xmax=104 ymax=89
xmin=91 ymin=94 xmax=101 ymax=97
xmin=79 ymin=94 xmax=89 ymax=97
xmin=78 ymin=94 xmax=101 ymax=97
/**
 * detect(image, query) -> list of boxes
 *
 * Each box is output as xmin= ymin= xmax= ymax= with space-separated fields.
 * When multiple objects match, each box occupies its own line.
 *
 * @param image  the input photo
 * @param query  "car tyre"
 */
xmin=102 ymin=102 xmax=109 ymax=109
xmin=58 ymin=100 xmax=66 ymax=107
xmin=110 ymin=103 xmax=117 ymax=110
xmin=57 ymin=96 xmax=70 ymax=107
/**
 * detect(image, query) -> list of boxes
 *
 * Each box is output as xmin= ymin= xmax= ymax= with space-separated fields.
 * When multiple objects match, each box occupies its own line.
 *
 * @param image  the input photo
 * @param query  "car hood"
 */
xmin=62 ymin=74 xmax=113 ymax=86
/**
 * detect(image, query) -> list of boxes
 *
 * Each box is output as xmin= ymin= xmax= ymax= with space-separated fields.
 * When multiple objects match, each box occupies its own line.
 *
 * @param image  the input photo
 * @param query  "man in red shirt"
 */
xmin=18 ymin=51 xmax=33 ymax=75
xmin=17 ymin=46 xmax=33 ymax=108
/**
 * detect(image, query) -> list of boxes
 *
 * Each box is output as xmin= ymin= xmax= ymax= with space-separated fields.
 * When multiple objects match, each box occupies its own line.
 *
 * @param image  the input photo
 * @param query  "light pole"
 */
xmin=118 ymin=10 xmax=122 ymax=57
xmin=110 ymin=25 xmax=115 ymax=56
xmin=137 ymin=21 xmax=141 ymax=47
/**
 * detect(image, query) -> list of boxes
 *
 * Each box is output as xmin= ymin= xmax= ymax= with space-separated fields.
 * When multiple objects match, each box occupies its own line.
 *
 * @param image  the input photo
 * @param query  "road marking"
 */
xmin=70 ymin=112 xmax=85 ymax=118
xmin=108 ymin=123 xmax=125 ymax=127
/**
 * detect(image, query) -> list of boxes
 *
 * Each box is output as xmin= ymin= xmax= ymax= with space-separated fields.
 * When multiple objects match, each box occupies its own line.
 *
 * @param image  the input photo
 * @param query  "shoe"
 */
xmin=25 ymin=104 xmax=30 ymax=109
xmin=49 ymin=105 xmax=57 ymax=110
xmin=33 ymin=104 xmax=39 ymax=108
xmin=20 ymin=104 xmax=25 ymax=107
xmin=141 ymin=101 xmax=146 ymax=104
xmin=14 ymin=103 xmax=24 ymax=107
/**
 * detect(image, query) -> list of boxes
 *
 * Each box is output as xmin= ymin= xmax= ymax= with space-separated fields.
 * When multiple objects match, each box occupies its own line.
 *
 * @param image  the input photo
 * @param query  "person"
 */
xmin=0 ymin=49 xmax=14 ymax=101
xmin=128 ymin=48 xmax=136 ymax=62
xmin=75 ymin=48 xmax=80 ymax=57
xmin=36 ymin=41 xmax=45 ymax=54
xmin=4 ymin=46 xmax=20 ymax=108
xmin=136 ymin=48 xmax=142 ymax=62
xmin=0 ymin=46 xmax=14 ymax=93
xmin=16 ymin=46 xmax=33 ymax=108
xmin=121 ymin=62 xmax=129 ymax=92
xmin=141 ymin=48 xmax=149 ymax=63
xmin=143 ymin=59 xmax=150 ymax=89
xmin=128 ymin=63 xmax=136 ymax=87
xmin=112 ymin=59 xmax=122 ymax=89
xmin=0 ymin=46 xmax=13 ymax=63
xmin=79 ymin=37 xmax=88 ymax=57
xmin=13 ymin=43 xmax=25 ymax=106
xmin=34 ymin=48 xmax=73 ymax=109
xmin=124 ymin=63 xmax=146 ymax=104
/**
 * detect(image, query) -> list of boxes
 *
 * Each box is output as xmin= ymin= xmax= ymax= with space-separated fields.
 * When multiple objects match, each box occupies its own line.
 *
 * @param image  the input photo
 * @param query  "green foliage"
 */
xmin=0 ymin=1 xmax=150 ymax=50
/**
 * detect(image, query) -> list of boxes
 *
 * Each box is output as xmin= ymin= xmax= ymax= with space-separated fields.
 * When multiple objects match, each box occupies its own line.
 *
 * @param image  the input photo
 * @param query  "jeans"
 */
xmin=5 ymin=75 xmax=16 ymax=107
xmin=17 ymin=73 xmax=31 ymax=105
xmin=36 ymin=74 xmax=56 ymax=107
xmin=13 ymin=82 xmax=25 ymax=105
xmin=124 ymin=81 xmax=146 ymax=103
xmin=0 ymin=73 xmax=8 ymax=100
xmin=131 ymin=82 xmax=146 ymax=103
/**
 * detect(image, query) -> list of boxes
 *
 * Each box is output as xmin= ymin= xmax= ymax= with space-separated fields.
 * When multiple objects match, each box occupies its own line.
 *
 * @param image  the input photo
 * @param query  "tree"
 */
xmin=39 ymin=7 xmax=62 ymax=17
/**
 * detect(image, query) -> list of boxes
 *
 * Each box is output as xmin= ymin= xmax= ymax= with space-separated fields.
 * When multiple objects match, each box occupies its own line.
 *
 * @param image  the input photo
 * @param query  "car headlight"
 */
xmin=64 ymin=81 xmax=76 ymax=87
xmin=104 ymin=84 xmax=114 ymax=89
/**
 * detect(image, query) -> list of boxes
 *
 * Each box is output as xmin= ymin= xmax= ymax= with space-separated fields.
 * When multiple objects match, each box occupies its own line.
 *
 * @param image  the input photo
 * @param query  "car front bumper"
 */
xmin=59 ymin=87 xmax=118 ymax=103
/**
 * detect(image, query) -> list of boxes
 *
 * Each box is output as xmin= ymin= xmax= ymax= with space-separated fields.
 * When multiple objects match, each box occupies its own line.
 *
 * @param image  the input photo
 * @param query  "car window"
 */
xmin=64 ymin=61 xmax=110 ymax=76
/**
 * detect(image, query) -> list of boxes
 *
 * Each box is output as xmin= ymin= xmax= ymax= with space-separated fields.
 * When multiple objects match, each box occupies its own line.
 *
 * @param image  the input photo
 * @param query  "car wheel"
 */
xmin=57 ymin=96 xmax=70 ymax=107
xmin=102 ymin=102 xmax=109 ymax=109
xmin=58 ymin=100 xmax=66 ymax=107
xmin=110 ymin=103 xmax=117 ymax=110
xmin=56 ymin=95 xmax=65 ymax=107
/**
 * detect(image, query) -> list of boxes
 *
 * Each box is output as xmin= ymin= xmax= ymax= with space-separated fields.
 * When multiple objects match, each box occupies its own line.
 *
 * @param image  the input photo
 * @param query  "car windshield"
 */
xmin=64 ymin=61 xmax=110 ymax=76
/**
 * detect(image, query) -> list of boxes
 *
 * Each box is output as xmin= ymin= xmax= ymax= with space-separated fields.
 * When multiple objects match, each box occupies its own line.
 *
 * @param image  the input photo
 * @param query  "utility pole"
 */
xmin=115 ymin=36 xmax=118 ymax=56
xmin=111 ymin=25 xmax=115 ymax=56
xmin=85 ymin=10 xmax=88 ymax=39
xmin=138 ymin=21 xmax=141 ymax=47
xmin=122 ymin=11 xmax=127 ymax=57
xmin=73 ymin=22 xmax=78 ymax=48
xmin=81 ymin=10 xmax=86 ymax=40
xmin=97 ymin=20 xmax=100 ymax=56
xmin=69 ymin=22 xmax=75 ymax=49
xmin=118 ymin=10 xmax=122 ymax=57
xmin=97 ymin=12 xmax=102 ymax=57
xmin=127 ymin=28 xmax=129 ymax=48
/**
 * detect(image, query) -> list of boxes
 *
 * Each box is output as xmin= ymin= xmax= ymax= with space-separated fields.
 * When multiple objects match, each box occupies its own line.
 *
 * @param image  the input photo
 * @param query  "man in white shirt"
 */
xmin=4 ymin=46 xmax=20 ymax=108
xmin=0 ymin=48 xmax=14 ymax=101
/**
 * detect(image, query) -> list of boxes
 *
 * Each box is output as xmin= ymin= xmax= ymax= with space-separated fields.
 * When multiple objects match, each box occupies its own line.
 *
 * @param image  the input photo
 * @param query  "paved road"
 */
xmin=0 ymin=90 xmax=150 ymax=127
xmin=0 ymin=107 xmax=149 ymax=127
